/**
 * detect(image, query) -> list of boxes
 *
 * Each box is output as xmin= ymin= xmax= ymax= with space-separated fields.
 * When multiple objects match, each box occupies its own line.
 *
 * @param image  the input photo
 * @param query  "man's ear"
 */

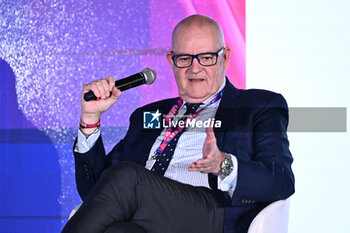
xmin=223 ymin=46 xmax=231 ymax=71
xmin=166 ymin=51 xmax=175 ymax=71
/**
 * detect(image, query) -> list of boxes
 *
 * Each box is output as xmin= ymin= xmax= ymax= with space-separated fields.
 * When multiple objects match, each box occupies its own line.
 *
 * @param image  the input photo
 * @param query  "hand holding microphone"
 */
xmin=80 ymin=68 xmax=157 ymax=130
xmin=83 ymin=68 xmax=156 ymax=102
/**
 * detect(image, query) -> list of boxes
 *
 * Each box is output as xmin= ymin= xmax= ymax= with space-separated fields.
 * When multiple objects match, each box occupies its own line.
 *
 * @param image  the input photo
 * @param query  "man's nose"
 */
xmin=189 ymin=57 xmax=202 ymax=73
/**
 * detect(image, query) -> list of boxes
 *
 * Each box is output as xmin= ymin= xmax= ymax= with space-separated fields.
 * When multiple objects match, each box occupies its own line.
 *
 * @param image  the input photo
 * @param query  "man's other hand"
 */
xmin=188 ymin=126 xmax=225 ymax=174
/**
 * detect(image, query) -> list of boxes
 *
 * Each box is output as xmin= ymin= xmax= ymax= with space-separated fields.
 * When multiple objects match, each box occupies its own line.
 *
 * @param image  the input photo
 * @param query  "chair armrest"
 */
xmin=68 ymin=203 xmax=82 ymax=219
xmin=248 ymin=198 xmax=290 ymax=233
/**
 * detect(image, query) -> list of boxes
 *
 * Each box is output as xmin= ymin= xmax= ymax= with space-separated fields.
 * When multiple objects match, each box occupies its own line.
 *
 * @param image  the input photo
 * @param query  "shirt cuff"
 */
xmin=217 ymin=153 xmax=238 ymax=198
xmin=74 ymin=128 xmax=101 ymax=153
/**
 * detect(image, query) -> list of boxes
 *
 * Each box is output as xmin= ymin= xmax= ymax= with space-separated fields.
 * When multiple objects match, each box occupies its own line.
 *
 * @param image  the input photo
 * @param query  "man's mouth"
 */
xmin=188 ymin=78 xmax=205 ymax=83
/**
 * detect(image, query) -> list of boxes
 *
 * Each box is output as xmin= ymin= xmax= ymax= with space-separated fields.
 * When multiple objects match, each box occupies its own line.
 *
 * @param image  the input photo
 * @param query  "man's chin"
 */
xmin=180 ymin=93 xmax=210 ymax=103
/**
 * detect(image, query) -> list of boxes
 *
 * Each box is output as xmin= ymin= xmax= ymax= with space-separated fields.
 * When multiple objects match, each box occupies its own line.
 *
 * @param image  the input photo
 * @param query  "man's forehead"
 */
xmin=172 ymin=26 xmax=220 ymax=52
xmin=175 ymin=23 xmax=218 ymax=38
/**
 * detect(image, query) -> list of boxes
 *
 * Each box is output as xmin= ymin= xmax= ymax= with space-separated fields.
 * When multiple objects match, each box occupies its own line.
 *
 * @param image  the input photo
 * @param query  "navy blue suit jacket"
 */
xmin=74 ymin=79 xmax=295 ymax=233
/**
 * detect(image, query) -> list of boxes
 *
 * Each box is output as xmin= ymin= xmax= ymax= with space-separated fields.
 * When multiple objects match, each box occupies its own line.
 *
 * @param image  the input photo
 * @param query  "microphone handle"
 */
xmin=116 ymin=72 xmax=145 ymax=91
xmin=83 ymin=73 xmax=146 ymax=102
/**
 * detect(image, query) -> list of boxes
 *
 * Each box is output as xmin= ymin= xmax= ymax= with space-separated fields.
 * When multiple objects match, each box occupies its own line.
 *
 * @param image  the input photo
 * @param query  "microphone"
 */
xmin=84 ymin=68 xmax=157 ymax=102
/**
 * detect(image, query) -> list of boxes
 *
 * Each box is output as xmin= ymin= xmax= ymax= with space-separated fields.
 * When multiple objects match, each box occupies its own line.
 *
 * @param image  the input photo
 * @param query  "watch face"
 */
xmin=222 ymin=157 xmax=233 ymax=176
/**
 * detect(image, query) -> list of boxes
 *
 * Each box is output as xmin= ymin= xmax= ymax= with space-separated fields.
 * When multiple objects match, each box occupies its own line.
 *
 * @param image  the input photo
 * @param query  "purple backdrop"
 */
xmin=0 ymin=0 xmax=245 ymax=232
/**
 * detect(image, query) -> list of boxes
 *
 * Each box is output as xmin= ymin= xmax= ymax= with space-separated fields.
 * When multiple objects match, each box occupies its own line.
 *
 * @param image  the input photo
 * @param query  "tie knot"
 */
xmin=184 ymin=103 xmax=202 ymax=115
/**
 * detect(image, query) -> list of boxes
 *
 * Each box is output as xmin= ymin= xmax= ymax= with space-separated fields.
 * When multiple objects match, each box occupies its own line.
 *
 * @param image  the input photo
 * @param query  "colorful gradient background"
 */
xmin=2 ymin=1 xmax=350 ymax=233
xmin=0 ymin=0 xmax=245 ymax=232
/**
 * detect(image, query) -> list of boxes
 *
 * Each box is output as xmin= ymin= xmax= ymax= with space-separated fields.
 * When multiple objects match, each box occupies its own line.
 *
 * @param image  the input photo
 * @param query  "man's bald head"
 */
xmin=167 ymin=14 xmax=231 ymax=103
xmin=171 ymin=14 xmax=225 ymax=51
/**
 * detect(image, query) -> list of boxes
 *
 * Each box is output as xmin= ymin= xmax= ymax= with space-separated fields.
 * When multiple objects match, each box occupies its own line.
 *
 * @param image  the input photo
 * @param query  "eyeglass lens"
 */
xmin=175 ymin=53 xmax=217 ymax=67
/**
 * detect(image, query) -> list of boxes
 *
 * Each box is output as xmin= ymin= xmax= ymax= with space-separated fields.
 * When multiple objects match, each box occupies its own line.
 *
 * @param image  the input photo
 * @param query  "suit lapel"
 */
xmin=209 ymin=78 xmax=241 ymax=197
xmin=214 ymin=77 xmax=241 ymax=149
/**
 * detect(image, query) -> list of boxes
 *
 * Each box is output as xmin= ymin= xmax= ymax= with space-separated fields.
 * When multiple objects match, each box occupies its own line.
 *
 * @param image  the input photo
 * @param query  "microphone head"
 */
xmin=142 ymin=68 xmax=157 ymax=84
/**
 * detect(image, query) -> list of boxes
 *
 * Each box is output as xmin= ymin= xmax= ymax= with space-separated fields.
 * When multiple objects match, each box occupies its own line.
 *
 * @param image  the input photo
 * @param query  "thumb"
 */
xmin=205 ymin=126 xmax=216 ymax=142
xmin=110 ymin=87 xmax=121 ymax=102
xmin=203 ymin=126 xmax=217 ymax=157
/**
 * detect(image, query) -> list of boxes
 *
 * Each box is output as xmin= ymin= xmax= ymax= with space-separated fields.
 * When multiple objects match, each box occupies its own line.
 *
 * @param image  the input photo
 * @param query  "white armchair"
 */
xmin=248 ymin=198 xmax=290 ymax=233
xmin=68 ymin=203 xmax=82 ymax=220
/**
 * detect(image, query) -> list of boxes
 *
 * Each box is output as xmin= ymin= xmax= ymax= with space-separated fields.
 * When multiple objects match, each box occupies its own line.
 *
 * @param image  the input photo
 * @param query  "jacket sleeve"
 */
xmin=230 ymin=93 xmax=295 ymax=206
xmin=73 ymin=110 xmax=138 ymax=200
xmin=74 ymin=136 xmax=108 ymax=200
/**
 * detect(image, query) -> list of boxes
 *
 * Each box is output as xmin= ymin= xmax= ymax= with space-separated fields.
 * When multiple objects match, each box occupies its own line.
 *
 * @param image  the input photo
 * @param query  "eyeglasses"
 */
xmin=171 ymin=48 xmax=224 ymax=68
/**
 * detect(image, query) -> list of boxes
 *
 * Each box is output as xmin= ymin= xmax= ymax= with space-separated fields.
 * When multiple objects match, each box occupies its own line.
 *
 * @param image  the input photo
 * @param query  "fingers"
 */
xmin=83 ymin=76 xmax=116 ymax=100
xmin=187 ymin=127 xmax=223 ymax=174
xmin=106 ymin=76 xmax=115 ymax=91
xmin=194 ymin=157 xmax=211 ymax=167
xmin=188 ymin=155 xmax=214 ymax=172
xmin=105 ymin=76 xmax=121 ymax=101
xmin=189 ymin=158 xmax=210 ymax=169
xmin=100 ymin=79 xmax=111 ymax=99
xmin=188 ymin=157 xmax=218 ymax=173
xmin=93 ymin=80 xmax=108 ymax=100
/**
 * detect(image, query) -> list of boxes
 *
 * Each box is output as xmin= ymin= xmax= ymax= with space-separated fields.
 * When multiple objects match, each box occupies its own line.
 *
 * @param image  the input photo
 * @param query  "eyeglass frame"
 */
xmin=171 ymin=48 xmax=225 ymax=68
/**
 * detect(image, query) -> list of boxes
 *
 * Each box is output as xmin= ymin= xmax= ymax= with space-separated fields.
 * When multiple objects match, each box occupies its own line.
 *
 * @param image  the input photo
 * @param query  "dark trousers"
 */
xmin=62 ymin=162 xmax=224 ymax=233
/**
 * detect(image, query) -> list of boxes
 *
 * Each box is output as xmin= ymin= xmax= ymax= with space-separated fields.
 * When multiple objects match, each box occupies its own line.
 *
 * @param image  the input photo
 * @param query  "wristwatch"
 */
xmin=221 ymin=153 xmax=234 ymax=177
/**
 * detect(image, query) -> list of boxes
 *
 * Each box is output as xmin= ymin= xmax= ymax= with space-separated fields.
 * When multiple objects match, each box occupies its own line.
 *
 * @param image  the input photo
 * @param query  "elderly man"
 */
xmin=62 ymin=14 xmax=295 ymax=233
